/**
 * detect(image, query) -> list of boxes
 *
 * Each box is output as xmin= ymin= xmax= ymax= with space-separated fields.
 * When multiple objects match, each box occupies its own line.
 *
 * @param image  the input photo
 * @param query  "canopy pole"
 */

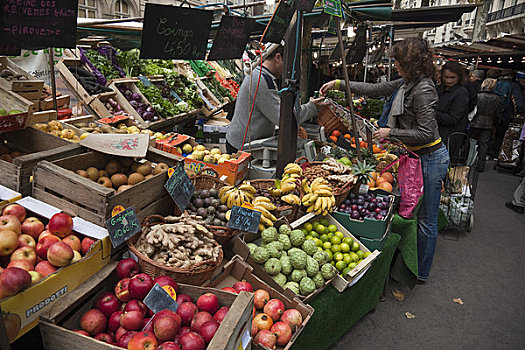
xmin=336 ymin=18 xmax=362 ymax=161
xmin=48 ymin=49 xmax=58 ymax=112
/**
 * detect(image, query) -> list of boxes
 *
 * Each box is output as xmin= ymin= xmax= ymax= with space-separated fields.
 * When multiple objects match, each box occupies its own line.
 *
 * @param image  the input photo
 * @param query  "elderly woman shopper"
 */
xmin=320 ymin=38 xmax=449 ymax=283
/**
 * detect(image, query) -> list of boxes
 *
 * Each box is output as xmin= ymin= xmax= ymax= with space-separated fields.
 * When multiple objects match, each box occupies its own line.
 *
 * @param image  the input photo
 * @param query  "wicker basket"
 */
xmin=249 ymin=179 xmax=300 ymax=222
xmin=191 ymin=168 xmax=240 ymax=245
xmin=317 ymin=104 xmax=350 ymax=136
xmin=127 ymin=215 xmax=223 ymax=285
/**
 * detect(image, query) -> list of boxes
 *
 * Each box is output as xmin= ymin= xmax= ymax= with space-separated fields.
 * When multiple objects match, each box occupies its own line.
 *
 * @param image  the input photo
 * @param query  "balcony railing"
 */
xmin=488 ymin=3 xmax=525 ymax=22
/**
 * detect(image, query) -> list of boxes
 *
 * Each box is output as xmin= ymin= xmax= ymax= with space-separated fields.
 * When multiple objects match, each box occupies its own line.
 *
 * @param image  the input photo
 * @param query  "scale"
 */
xmin=243 ymin=135 xmax=317 ymax=169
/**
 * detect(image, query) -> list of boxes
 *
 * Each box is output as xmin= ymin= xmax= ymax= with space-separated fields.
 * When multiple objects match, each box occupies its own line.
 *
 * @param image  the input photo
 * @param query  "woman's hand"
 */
xmin=320 ymin=80 xmax=337 ymax=95
xmin=373 ymin=128 xmax=391 ymax=140
xmin=311 ymin=97 xmax=330 ymax=110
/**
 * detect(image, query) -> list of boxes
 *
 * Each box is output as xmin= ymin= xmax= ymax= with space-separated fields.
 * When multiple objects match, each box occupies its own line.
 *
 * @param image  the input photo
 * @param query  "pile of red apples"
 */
xmin=0 ymin=204 xmax=95 ymax=298
xmin=75 ymin=258 xmax=230 ymax=350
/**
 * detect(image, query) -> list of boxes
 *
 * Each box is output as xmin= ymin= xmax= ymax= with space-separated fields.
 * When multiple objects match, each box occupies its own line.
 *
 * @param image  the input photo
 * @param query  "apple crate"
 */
xmin=39 ymin=261 xmax=254 ymax=350
xmin=0 ymin=56 xmax=44 ymax=109
xmin=207 ymin=255 xmax=314 ymax=350
xmin=0 ymin=196 xmax=111 ymax=343
xmin=39 ymin=95 xmax=71 ymax=111
xmin=32 ymin=147 xmax=183 ymax=227
xmin=0 ymin=127 xmax=85 ymax=195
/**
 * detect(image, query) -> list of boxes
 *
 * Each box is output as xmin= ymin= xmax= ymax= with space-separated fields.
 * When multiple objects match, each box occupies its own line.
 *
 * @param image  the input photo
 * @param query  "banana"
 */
xmin=243 ymin=191 xmax=254 ymax=201
xmin=254 ymin=201 xmax=277 ymax=211
xmin=322 ymin=210 xmax=328 ymax=216
xmin=302 ymin=193 xmax=318 ymax=207
xmin=225 ymin=210 xmax=231 ymax=221
xmin=238 ymin=191 xmax=246 ymax=205
xmin=284 ymin=163 xmax=302 ymax=175
xmin=269 ymin=188 xmax=282 ymax=197
xmin=253 ymin=196 xmax=271 ymax=204
xmin=330 ymin=195 xmax=336 ymax=207
xmin=315 ymin=206 xmax=323 ymax=215
xmin=227 ymin=190 xmax=241 ymax=208
xmin=259 ymin=215 xmax=274 ymax=227
xmin=256 ymin=206 xmax=277 ymax=222
xmin=259 ymin=223 xmax=266 ymax=232
xmin=301 ymin=179 xmax=311 ymax=194
xmin=218 ymin=185 xmax=234 ymax=198
xmin=315 ymin=184 xmax=333 ymax=192
xmin=220 ymin=188 xmax=236 ymax=204
xmin=307 ymin=204 xmax=315 ymax=213
xmin=314 ymin=197 xmax=323 ymax=212
xmin=282 ymin=194 xmax=300 ymax=205
xmin=314 ymin=189 xmax=333 ymax=197
xmin=239 ymin=184 xmax=256 ymax=195
xmin=280 ymin=182 xmax=296 ymax=194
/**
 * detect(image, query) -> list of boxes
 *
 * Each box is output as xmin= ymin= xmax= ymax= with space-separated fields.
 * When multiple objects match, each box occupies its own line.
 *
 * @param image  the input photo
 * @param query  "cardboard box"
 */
xmin=207 ymin=255 xmax=314 ymax=350
xmin=0 ymin=184 xmax=21 ymax=206
xmin=155 ymin=134 xmax=250 ymax=185
xmin=0 ymin=197 xmax=111 ymax=343
xmin=39 ymin=261 xmax=253 ymax=350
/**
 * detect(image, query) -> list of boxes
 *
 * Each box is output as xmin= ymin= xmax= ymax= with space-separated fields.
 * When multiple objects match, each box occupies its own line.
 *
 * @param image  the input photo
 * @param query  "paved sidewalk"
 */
xmin=332 ymin=164 xmax=525 ymax=350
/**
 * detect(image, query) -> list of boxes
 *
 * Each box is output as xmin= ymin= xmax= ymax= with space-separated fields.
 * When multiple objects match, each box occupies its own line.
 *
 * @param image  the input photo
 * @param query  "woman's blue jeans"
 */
xmin=417 ymin=144 xmax=449 ymax=281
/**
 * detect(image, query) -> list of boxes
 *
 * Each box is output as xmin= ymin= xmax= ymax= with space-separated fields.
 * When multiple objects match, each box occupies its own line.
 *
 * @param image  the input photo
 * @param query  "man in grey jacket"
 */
xmin=225 ymin=46 xmax=326 ymax=153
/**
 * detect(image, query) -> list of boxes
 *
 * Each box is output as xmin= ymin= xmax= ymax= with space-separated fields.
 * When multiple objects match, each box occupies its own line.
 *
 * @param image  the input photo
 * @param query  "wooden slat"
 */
xmin=4 ymin=128 xmax=71 ymax=152
xmin=0 ymin=161 xmax=19 ymax=191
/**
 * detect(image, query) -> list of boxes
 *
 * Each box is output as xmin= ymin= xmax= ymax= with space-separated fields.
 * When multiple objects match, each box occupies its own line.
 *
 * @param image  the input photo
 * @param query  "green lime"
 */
xmin=340 ymin=243 xmax=350 ymax=253
xmin=350 ymin=252 xmax=359 ymax=262
xmin=314 ymin=238 xmax=323 ymax=247
xmin=301 ymin=228 xmax=309 ymax=236
xmin=335 ymin=261 xmax=347 ymax=272
xmin=317 ymin=246 xmax=324 ymax=252
xmin=356 ymin=250 xmax=365 ymax=259
xmin=342 ymin=237 xmax=354 ymax=246
xmin=315 ymin=224 xmax=326 ymax=235
xmin=343 ymin=254 xmax=352 ymax=265
xmin=310 ymin=232 xmax=319 ymax=239
xmin=324 ymin=249 xmax=333 ymax=261
xmin=342 ymin=267 xmax=351 ymax=276
xmin=323 ymin=242 xmax=332 ymax=250
xmin=330 ymin=236 xmax=341 ymax=245
xmin=304 ymin=223 xmax=313 ymax=232
xmin=330 ymin=261 xmax=335 ymax=266
xmin=320 ymin=234 xmax=329 ymax=242
xmin=333 ymin=252 xmax=343 ymax=261
xmin=348 ymin=262 xmax=357 ymax=270
xmin=327 ymin=232 xmax=334 ymax=239
xmin=334 ymin=231 xmax=344 ymax=240
xmin=319 ymin=218 xmax=329 ymax=226
xmin=357 ymin=259 xmax=364 ymax=264
xmin=351 ymin=241 xmax=360 ymax=252
xmin=306 ymin=235 xmax=313 ymax=241
xmin=311 ymin=220 xmax=320 ymax=228
xmin=331 ymin=244 xmax=342 ymax=253
xmin=328 ymin=224 xmax=338 ymax=233
xmin=364 ymin=251 xmax=371 ymax=258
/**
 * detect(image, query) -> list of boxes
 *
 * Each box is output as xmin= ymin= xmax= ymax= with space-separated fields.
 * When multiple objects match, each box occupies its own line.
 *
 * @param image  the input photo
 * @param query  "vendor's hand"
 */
xmin=311 ymin=97 xmax=330 ymax=110
xmin=319 ymin=80 xmax=337 ymax=95
xmin=373 ymin=128 xmax=391 ymax=140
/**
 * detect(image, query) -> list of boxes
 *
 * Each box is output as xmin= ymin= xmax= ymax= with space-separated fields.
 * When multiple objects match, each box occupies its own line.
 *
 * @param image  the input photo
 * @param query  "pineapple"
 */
xmin=350 ymin=160 xmax=376 ymax=184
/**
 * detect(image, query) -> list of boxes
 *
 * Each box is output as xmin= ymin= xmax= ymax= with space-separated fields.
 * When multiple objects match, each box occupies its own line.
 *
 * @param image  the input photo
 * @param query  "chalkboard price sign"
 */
xmin=208 ymin=16 xmax=255 ymax=61
xmin=164 ymin=165 xmax=194 ymax=212
xmin=0 ymin=43 xmax=21 ymax=56
xmin=293 ymin=0 xmax=317 ymax=12
xmin=105 ymin=206 xmax=141 ymax=248
xmin=323 ymin=0 xmax=343 ymax=18
xmin=143 ymin=284 xmax=179 ymax=315
xmin=0 ymin=0 xmax=78 ymax=49
xmin=261 ymin=1 xmax=295 ymax=44
xmin=140 ymin=3 xmax=213 ymax=60
xmin=227 ymin=205 xmax=262 ymax=234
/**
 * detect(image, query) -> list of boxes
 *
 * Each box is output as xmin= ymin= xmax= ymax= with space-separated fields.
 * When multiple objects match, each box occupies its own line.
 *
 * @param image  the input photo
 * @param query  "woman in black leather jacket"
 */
xmin=321 ymin=38 xmax=449 ymax=283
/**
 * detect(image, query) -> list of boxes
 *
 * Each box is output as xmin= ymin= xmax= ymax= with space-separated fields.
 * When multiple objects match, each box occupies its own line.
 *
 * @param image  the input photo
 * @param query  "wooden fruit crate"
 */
xmin=87 ymin=90 xmax=138 ymax=122
xmin=0 ymin=56 xmax=44 ymax=108
xmin=39 ymin=261 xmax=254 ymax=350
xmin=39 ymin=95 xmax=71 ymax=111
xmin=32 ymin=147 xmax=183 ymax=226
xmin=0 ymin=86 xmax=35 ymax=133
xmin=0 ymin=127 xmax=84 ymax=195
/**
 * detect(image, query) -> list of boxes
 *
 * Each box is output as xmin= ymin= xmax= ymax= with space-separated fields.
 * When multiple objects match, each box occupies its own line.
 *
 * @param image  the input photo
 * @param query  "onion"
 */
xmin=124 ymin=90 xmax=133 ymax=99
xmin=146 ymin=106 xmax=154 ymax=113
xmin=130 ymin=100 xmax=139 ymax=108
xmin=131 ymin=92 xmax=141 ymax=101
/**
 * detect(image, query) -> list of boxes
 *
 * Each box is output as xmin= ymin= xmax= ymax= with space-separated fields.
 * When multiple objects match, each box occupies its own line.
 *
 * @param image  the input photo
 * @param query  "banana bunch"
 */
xmin=281 ymin=194 xmax=301 ymax=205
xmin=219 ymin=182 xmax=257 ymax=209
xmin=253 ymin=197 xmax=278 ymax=231
xmin=268 ymin=164 xmax=302 ymax=197
xmin=375 ymin=152 xmax=398 ymax=163
xmin=301 ymin=178 xmax=336 ymax=215
xmin=283 ymin=163 xmax=303 ymax=175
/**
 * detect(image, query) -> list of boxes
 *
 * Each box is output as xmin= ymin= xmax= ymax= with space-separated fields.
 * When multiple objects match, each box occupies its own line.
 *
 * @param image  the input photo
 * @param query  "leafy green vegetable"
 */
xmin=84 ymin=50 xmax=121 ymax=80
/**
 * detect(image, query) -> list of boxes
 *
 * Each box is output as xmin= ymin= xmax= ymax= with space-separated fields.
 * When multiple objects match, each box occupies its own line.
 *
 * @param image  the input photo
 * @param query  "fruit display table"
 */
xmin=289 ymin=233 xmax=401 ymax=350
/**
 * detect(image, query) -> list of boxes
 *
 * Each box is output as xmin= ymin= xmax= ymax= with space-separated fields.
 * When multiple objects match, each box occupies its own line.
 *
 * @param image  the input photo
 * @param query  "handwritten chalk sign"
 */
xmin=105 ymin=206 xmax=141 ymax=248
xmin=140 ymin=3 xmax=213 ymax=60
xmin=164 ymin=164 xmax=194 ymax=211
xmin=260 ymin=1 xmax=295 ymax=44
xmin=208 ymin=16 xmax=255 ymax=61
xmin=293 ymin=0 xmax=317 ymax=12
xmin=0 ymin=43 xmax=21 ymax=56
xmin=323 ymin=0 xmax=343 ymax=18
xmin=0 ymin=0 xmax=78 ymax=49
xmin=143 ymin=284 xmax=179 ymax=314
xmin=227 ymin=205 xmax=262 ymax=234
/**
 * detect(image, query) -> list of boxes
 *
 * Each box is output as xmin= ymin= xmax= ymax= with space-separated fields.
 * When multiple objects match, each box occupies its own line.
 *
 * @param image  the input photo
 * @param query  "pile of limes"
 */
xmin=301 ymin=217 xmax=370 ymax=277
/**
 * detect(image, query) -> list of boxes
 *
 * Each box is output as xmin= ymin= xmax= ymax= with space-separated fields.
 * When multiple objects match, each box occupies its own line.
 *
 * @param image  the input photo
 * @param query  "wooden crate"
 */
xmin=0 ymin=86 xmax=34 ymax=133
xmin=208 ymin=255 xmax=314 ymax=350
xmin=39 ymin=261 xmax=253 ymax=350
xmin=0 ymin=127 xmax=84 ymax=195
xmin=29 ymin=110 xmax=58 ymax=125
xmin=39 ymin=95 xmax=71 ymax=111
xmin=0 ymin=56 xmax=44 ymax=99
xmin=87 ymin=90 xmax=138 ymax=122
xmin=32 ymin=147 xmax=183 ymax=226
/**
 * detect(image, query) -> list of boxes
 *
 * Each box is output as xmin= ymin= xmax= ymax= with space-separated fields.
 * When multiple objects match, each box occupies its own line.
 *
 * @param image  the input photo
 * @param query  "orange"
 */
xmin=375 ymin=176 xmax=387 ymax=185
xmin=344 ymin=134 xmax=352 ymax=140
xmin=366 ymin=178 xmax=375 ymax=187
xmin=332 ymin=130 xmax=342 ymax=137
xmin=378 ymin=182 xmax=393 ymax=192
xmin=381 ymin=172 xmax=394 ymax=184
xmin=329 ymin=135 xmax=338 ymax=142
xmin=370 ymin=171 xmax=379 ymax=181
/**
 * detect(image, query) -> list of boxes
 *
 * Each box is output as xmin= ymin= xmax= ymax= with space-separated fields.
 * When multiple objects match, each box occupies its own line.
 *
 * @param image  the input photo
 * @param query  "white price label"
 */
xmin=359 ymin=184 xmax=369 ymax=194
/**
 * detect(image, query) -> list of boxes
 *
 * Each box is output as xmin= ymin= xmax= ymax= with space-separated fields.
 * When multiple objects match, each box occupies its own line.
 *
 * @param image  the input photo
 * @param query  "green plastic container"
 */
xmin=358 ymin=232 xmax=390 ymax=251
xmin=331 ymin=194 xmax=395 ymax=239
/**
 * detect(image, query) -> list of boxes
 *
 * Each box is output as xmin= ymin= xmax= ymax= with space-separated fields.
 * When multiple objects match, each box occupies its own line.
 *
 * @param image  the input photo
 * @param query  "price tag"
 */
xmin=260 ymin=1 xmax=295 ymax=44
xmin=105 ymin=206 xmax=141 ymax=248
xmin=323 ymin=0 xmax=343 ymax=17
xmin=227 ymin=205 xmax=262 ymax=234
xmin=359 ymin=184 xmax=369 ymax=194
xmin=143 ymin=283 xmax=179 ymax=314
xmin=0 ymin=43 xmax=21 ymax=56
xmin=162 ymin=285 xmax=177 ymax=302
xmin=165 ymin=164 xmax=194 ymax=212
xmin=138 ymin=76 xmax=153 ymax=87
xmin=208 ymin=16 xmax=255 ymax=61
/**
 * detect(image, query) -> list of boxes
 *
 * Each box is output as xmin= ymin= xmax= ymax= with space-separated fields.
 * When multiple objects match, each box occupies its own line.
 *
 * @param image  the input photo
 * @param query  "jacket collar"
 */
xmin=404 ymin=76 xmax=430 ymax=94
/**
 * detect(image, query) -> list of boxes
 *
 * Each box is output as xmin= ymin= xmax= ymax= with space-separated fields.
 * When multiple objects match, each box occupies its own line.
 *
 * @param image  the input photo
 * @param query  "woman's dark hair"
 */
xmin=441 ymin=61 xmax=467 ymax=85
xmin=391 ymin=38 xmax=435 ymax=82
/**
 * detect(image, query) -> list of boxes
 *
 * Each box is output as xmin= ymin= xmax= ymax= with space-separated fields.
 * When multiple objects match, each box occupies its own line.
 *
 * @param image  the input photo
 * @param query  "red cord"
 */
xmin=240 ymin=50 xmax=263 ymax=151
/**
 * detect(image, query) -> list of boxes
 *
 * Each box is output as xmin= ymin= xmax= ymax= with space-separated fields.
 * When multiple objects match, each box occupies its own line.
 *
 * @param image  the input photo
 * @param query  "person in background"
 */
xmin=465 ymin=69 xmax=485 ymax=114
xmin=320 ymin=38 xmax=449 ymax=283
xmin=511 ymin=71 xmax=525 ymax=115
xmin=225 ymin=46 xmax=326 ymax=153
xmin=506 ymin=177 xmax=525 ymax=214
xmin=435 ymin=61 xmax=470 ymax=162
xmin=469 ymin=78 xmax=502 ymax=172
xmin=493 ymin=69 xmax=515 ymax=159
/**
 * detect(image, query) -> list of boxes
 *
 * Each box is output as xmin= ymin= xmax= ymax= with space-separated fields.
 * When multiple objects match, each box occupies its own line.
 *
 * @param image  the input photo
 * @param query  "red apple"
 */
xmin=28 ymin=270 xmax=43 ymax=284
xmin=117 ymin=330 xmax=138 ymax=348
xmin=0 ymin=267 xmax=31 ymax=295
xmin=213 ymin=306 xmax=229 ymax=324
xmin=220 ymin=287 xmax=238 ymax=294
xmin=115 ymin=277 xmax=132 ymax=302
xmin=47 ymin=241 xmax=74 ymax=267
xmin=108 ymin=311 xmax=124 ymax=333
xmin=176 ymin=294 xmax=193 ymax=304
xmin=263 ymin=299 xmax=285 ymax=322
xmin=0 ymin=215 xmax=21 ymax=234
xmin=48 ymin=213 xmax=73 ymax=238
xmin=62 ymin=234 xmax=81 ymax=252
xmin=198 ymin=321 xmax=219 ymax=344
xmin=73 ymin=329 xmax=90 ymax=337
xmin=71 ymin=250 xmax=82 ymax=263
xmin=115 ymin=326 xmax=129 ymax=342
xmin=21 ymin=217 xmax=44 ymax=240
xmin=177 ymin=302 xmax=198 ymax=326
xmin=158 ymin=341 xmax=181 ymax=350
xmin=2 ymin=204 xmax=26 ymax=222
xmin=35 ymin=261 xmax=57 ymax=277
xmin=270 ymin=322 xmax=292 ymax=346
xmin=154 ymin=315 xmax=179 ymax=342
xmin=17 ymin=234 xmax=36 ymax=248
xmin=80 ymin=309 xmax=107 ymax=335
xmin=152 ymin=309 xmax=181 ymax=326
xmin=129 ymin=273 xmax=154 ymax=300
xmin=196 ymin=293 xmax=219 ymax=314
xmin=81 ymin=237 xmax=96 ymax=255
xmin=153 ymin=275 xmax=178 ymax=293
xmin=0 ymin=230 xmax=19 ymax=256
xmin=178 ymin=331 xmax=205 ymax=350
xmin=35 ymin=235 xmax=60 ymax=259
xmin=125 ymin=299 xmax=148 ymax=318
xmin=142 ymin=317 xmax=153 ymax=332
xmin=7 ymin=260 xmax=33 ymax=271
xmin=10 ymin=246 xmax=37 ymax=266
xmin=128 ymin=331 xmax=158 ymax=350
xmin=95 ymin=291 xmax=120 ymax=317
xmin=233 ymin=281 xmax=253 ymax=293
xmin=120 ymin=310 xmax=144 ymax=331
xmin=116 ymin=258 xmax=140 ymax=279
xmin=94 ymin=332 xmax=114 ymax=344
xmin=38 ymin=230 xmax=53 ymax=241
xmin=190 ymin=311 xmax=213 ymax=333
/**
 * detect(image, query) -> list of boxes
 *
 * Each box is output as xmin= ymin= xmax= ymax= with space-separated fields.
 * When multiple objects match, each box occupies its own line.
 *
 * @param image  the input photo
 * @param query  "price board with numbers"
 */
xmin=227 ymin=205 xmax=262 ymax=234
xmin=105 ymin=206 xmax=141 ymax=248
xmin=164 ymin=165 xmax=194 ymax=211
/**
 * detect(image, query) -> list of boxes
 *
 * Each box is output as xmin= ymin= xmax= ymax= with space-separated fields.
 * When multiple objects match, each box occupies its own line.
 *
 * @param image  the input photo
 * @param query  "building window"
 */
xmin=78 ymin=0 xmax=96 ymax=18
xmin=114 ymin=0 xmax=130 ymax=18
xmin=498 ymin=0 xmax=504 ymax=11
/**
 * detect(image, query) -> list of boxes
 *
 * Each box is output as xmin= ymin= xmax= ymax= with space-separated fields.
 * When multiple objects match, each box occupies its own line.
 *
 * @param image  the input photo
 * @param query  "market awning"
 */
xmin=433 ymin=34 xmax=525 ymax=57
